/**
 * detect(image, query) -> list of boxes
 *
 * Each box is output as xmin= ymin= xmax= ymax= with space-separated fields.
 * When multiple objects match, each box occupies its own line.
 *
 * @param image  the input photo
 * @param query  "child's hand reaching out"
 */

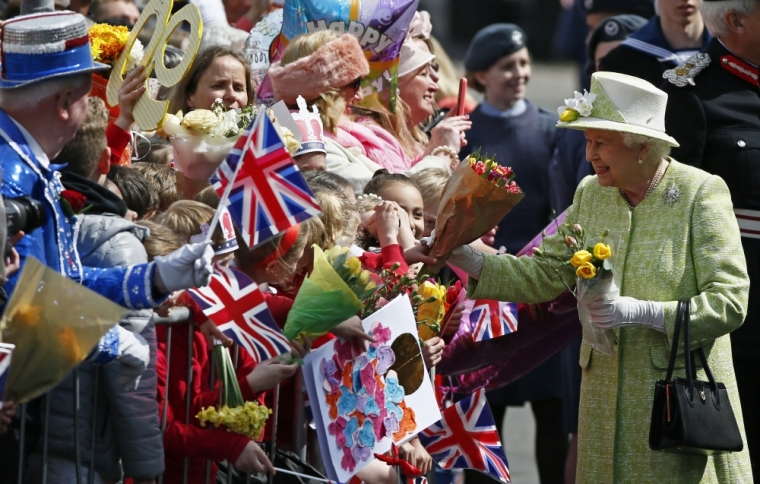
xmin=374 ymin=201 xmax=400 ymax=248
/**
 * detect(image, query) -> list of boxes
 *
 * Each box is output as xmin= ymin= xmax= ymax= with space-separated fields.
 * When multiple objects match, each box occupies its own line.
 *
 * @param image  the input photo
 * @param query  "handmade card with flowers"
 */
xmin=302 ymin=295 xmax=441 ymax=482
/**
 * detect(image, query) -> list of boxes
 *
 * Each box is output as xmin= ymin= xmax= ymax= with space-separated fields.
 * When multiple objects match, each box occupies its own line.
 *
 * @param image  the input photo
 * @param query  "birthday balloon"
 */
xmin=257 ymin=0 xmax=419 ymax=114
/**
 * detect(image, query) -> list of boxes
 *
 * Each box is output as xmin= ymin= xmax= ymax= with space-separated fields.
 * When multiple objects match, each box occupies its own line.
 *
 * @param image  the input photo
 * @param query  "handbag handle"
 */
xmin=665 ymin=300 xmax=720 ymax=403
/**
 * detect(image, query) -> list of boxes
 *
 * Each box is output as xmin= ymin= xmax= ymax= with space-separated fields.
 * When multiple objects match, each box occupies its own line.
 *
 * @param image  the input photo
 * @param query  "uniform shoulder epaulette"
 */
xmin=663 ymin=53 xmax=711 ymax=87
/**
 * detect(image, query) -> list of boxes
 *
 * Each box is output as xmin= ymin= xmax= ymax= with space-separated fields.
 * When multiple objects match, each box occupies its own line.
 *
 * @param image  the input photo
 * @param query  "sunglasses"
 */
xmin=351 ymin=77 xmax=362 ymax=91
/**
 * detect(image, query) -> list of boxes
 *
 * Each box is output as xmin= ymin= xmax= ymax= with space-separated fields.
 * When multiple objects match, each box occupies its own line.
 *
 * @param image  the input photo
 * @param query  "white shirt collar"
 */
xmin=8 ymin=116 xmax=50 ymax=168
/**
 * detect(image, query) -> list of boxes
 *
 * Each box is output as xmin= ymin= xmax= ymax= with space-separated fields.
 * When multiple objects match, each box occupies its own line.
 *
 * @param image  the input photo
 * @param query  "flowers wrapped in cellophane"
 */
xmin=426 ymin=151 xmax=524 ymax=258
xmin=533 ymin=222 xmax=617 ymax=354
xmin=284 ymin=246 xmax=380 ymax=341
xmin=0 ymin=257 xmax=127 ymax=403
xmin=197 ymin=342 xmax=271 ymax=439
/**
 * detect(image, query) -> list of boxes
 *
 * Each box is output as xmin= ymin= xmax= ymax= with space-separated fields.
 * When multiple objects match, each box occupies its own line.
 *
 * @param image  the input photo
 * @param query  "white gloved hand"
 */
xmin=154 ymin=241 xmax=214 ymax=293
xmin=588 ymin=295 xmax=666 ymax=333
xmin=448 ymin=245 xmax=485 ymax=279
xmin=114 ymin=325 xmax=150 ymax=390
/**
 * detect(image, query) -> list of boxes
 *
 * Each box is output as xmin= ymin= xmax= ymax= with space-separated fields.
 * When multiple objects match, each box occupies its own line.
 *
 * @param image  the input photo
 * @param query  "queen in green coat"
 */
xmin=444 ymin=72 xmax=753 ymax=483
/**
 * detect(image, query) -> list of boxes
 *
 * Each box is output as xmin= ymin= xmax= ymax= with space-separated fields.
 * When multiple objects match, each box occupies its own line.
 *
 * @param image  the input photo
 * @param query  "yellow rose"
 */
xmin=560 ymin=108 xmax=579 ymax=123
xmin=570 ymin=250 xmax=593 ymax=267
xmin=593 ymin=243 xmax=611 ymax=260
xmin=347 ymin=256 xmax=362 ymax=275
xmin=576 ymin=262 xmax=597 ymax=279
xmin=281 ymin=127 xmax=302 ymax=155
xmin=181 ymin=109 xmax=219 ymax=134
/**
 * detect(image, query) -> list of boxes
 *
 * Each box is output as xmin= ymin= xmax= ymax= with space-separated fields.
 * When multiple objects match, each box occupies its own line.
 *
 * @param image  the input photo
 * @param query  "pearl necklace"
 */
xmin=620 ymin=160 xmax=667 ymax=210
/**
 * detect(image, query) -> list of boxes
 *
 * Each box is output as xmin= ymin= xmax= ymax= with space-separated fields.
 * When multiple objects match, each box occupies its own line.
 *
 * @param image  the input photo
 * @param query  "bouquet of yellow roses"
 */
xmin=534 ymin=222 xmax=617 ymax=354
xmin=197 ymin=342 xmax=271 ymax=439
xmin=284 ymin=246 xmax=379 ymax=341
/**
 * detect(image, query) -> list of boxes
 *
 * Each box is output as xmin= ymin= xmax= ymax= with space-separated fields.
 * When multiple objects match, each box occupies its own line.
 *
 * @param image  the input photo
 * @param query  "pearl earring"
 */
xmin=638 ymin=159 xmax=644 ymax=165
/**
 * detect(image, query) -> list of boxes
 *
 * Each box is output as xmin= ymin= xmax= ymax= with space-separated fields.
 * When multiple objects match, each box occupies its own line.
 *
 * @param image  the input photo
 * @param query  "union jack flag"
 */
xmin=211 ymin=112 xmax=321 ymax=248
xmin=464 ymin=299 xmax=518 ymax=342
xmin=0 ymin=343 xmax=14 ymax=399
xmin=419 ymin=389 xmax=510 ymax=482
xmin=187 ymin=264 xmax=289 ymax=362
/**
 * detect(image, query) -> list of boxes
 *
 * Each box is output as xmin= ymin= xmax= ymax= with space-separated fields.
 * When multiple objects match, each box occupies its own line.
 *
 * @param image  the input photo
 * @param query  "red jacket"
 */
xmin=156 ymin=319 xmax=261 ymax=484
xmin=106 ymin=123 xmax=131 ymax=166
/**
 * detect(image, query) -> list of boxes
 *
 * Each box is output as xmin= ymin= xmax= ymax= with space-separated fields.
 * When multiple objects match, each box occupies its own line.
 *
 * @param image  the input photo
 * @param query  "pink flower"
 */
xmin=377 ymin=297 xmax=389 ymax=308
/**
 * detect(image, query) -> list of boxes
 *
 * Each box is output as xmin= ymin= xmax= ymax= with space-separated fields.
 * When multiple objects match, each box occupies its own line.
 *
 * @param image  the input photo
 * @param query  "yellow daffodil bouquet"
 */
xmin=88 ymin=23 xmax=144 ymax=70
xmin=197 ymin=341 xmax=271 ymax=439
xmin=284 ymin=246 xmax=380 ymax=341
xmin=534 ymin=221 xmax=617 ymax=354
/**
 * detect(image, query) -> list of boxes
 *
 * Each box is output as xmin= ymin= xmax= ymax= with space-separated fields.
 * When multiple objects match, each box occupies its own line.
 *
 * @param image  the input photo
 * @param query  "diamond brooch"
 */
xmin=664 ymin=183 xmax=680 ymax=205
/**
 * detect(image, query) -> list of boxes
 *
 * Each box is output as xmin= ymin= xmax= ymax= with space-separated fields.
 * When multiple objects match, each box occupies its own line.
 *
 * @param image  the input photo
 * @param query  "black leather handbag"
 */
xmin=649 ymin=300 xmax=744 ymax=455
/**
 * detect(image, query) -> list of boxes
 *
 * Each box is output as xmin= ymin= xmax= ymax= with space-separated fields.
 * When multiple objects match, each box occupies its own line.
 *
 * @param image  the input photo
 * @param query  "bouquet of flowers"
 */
xmin=361 ymin=268 xmax=463 ymax=342
xmin=196 ymin=342 xmax=271 ymax=439
xmin=533 ymin=222 xmax=617 ymax=354
xmin=284 ymin=246 xmax=379 ymax=341
xmin=426 ymin=151 xmax=524 ymax=258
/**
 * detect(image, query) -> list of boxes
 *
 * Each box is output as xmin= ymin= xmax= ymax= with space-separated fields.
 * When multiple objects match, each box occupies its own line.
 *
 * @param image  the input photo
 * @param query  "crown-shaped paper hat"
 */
xmin=0 ymin=12 xmax=108 ymax=89
xmin=292 ymin=95 xmax=326 ymax=155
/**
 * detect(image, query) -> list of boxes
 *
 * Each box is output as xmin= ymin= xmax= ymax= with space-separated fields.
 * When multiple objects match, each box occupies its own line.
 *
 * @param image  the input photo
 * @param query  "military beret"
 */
xmin=582 ymin=0 xmax=655 ymax=18
xmin=586 ymin=14 xmax=648 ymax=74
xmin=464 ymin=24 xmax=527 ymax=73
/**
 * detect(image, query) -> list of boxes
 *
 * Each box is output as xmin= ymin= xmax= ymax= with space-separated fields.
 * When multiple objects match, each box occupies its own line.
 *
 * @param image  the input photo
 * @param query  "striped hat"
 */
xmin=0 ymin=12 xmax=108 ymax=89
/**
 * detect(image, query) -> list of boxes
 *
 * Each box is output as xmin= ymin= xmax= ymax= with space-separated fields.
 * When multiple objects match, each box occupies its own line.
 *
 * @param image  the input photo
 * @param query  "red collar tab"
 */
xmin=721 ymin=55 xmax=759 ymax=87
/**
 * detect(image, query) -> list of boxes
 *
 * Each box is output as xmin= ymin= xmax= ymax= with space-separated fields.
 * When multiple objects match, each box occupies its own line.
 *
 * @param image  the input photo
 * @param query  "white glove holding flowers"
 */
xmin=154 ymin=241 xmax=214 ymax=293
xmin=587 ymin=293 xmax=666 ymax=333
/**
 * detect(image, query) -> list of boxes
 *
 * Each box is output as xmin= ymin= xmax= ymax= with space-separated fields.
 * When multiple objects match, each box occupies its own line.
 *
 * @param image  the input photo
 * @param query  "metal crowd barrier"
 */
xmin=6 ymin=311 xmax=310 ymax=484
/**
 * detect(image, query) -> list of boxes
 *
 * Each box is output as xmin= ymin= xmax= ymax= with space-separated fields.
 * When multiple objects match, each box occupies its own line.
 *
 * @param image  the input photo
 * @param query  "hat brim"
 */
xmin=0 ymin=61 xmax=110 ymax=89
xmin=557 ymin=116 xmax=680 ymax=148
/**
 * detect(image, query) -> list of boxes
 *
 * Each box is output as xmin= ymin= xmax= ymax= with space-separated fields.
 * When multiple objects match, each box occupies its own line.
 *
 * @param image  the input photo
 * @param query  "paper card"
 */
xmin=302 ymin=295 xmax=441 ymax=482
xmin=0 ymin=343 xmax=14 ymax=401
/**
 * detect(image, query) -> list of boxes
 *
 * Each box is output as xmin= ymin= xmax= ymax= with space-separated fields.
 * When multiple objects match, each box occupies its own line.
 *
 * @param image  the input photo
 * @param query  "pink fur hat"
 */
xmin=269 ymin=34 xmax=370 ymax=105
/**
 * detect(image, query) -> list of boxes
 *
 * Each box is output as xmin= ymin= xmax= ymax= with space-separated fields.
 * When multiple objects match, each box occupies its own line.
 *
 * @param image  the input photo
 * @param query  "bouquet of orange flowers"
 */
xmin=426 ymin=151 xmax=524 ymax=259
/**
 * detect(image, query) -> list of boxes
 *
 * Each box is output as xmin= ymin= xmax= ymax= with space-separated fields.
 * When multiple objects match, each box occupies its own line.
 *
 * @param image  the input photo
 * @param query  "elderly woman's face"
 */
xmin=187 ymin=56 xmax=249 ymax=111
xmin=585 ymin=128 xmax=648 ymax=188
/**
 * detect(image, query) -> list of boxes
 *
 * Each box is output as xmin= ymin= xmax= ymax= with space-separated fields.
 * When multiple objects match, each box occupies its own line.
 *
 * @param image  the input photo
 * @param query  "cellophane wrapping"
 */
xmin=428 ymin=162 xmax=524 ymax=259
xmin=0 ymin=257 xmax=127 ymax=403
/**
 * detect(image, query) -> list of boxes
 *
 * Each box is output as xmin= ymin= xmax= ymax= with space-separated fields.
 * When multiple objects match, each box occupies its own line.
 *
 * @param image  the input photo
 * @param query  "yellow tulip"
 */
xmin=593 ymin=243 xmax=611 ymax=260
xmin=560 ymin=108 xmax=579 ymax=123
xmin=358 ymin=269 xmax=371 ymax=286
xmin=576 ymin=262 xmax=597 ymax=279
xmin=570 ymin=250 xmax=593 ymax=267
xmin=347 ymin=256 xmax=362 ymax=275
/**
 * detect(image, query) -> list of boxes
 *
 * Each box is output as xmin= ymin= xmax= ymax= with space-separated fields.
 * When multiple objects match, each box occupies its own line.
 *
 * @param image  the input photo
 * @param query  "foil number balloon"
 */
xmin=106 ymin=0 xmax=203 ymax=130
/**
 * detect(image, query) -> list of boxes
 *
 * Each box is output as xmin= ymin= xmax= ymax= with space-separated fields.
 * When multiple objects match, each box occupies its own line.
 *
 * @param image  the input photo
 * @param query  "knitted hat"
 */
xmin=0 ymin=12 xmax=108 ymax=89
xmin=556 ymin=71 xmax=679 ymax=147
xmin=464 ymin=24 xmax=527 ymax=73
xmin=268 ymin=34 xmax=370 ymax=105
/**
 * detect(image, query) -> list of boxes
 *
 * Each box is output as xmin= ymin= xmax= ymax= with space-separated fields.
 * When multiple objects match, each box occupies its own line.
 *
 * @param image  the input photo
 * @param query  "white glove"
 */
xmin=114 ymin=325 xmax=150 ymax=390
xmin=448 ymin=245 xmax=485 ymax=279
xmin=588 ymin=295 xmax=666 ymax=333
xmin=154 ymin=241 xmax=214 ymax=292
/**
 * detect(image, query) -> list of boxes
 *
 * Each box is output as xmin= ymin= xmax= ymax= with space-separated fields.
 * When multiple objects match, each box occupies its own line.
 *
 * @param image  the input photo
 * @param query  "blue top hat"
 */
xmin=0 ymin=12 xmax=109 ymax=89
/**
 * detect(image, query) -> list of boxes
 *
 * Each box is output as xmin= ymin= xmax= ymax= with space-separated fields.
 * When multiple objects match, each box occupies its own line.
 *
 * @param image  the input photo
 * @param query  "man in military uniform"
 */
xmin=662 ymin=0 xmax=760 ymax=478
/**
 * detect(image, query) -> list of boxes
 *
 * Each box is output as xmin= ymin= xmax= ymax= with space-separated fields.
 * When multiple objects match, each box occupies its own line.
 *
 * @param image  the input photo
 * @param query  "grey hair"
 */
xmin=621 ymin=133 xmax=671 ymax=164
xmin=0 ymin=74 xmax=90 ymax=111
xmin=700 ymin=0 xmax=759 ymax=37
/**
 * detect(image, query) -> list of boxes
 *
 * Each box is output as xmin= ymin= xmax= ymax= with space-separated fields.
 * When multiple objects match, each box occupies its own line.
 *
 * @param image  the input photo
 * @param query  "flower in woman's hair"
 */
xmin=570 ymin=250 xmax=593 ymax=267
xmin=593 ymin=243 xmax=611 ymax=260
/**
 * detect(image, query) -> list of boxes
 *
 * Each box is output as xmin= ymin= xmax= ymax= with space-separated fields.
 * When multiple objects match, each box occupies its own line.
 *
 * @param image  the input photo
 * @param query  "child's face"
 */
xmin=266 ymin=244 xmax=306 ymax=285
xmin=377 ymin=183 xmax=424 ymax=238
xmin=295 ymin=152 xmax=326 ymax=172
xmin=422 ymin=201 xmax=439 ymax=238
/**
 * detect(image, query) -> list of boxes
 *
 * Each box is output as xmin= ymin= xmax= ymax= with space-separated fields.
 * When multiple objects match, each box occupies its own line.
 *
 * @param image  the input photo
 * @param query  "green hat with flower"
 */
xmin=556 ymin=71 xmax=679 ymax=147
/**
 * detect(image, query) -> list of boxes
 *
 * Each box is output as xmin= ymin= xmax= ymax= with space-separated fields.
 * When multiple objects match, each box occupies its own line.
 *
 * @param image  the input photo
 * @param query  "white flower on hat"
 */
xmin=557 ymin=89 xmax=596 ymax=123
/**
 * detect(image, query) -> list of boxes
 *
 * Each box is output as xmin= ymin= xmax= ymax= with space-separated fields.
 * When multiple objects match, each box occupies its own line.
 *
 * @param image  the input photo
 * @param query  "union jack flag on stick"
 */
xmin=210 ymin=112 xmax=321 ymax=248
xmin=188 ymin=264 xmax=290 ymax=362
xmin=0 ymin=343 xmax=14 ymax=399
xmin=419 ymin=389 xmax=511 ymax=482
xmin=464 ymin=299 xmax=518 ymax=342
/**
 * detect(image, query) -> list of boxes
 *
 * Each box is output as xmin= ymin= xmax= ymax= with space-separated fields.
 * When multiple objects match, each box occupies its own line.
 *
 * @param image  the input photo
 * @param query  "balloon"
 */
xmin=257 ymin=0 xmax=419 ymax=113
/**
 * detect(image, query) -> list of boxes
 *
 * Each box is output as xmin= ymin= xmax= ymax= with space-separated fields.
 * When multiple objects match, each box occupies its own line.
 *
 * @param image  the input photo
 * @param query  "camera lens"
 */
xmin=5 ymin=196 xmax=46 ymax=235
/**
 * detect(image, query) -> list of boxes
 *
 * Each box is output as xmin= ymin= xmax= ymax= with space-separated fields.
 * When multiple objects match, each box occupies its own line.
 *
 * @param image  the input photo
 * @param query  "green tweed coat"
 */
xmin=470 ymin=160 xmax=752 ymax=483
